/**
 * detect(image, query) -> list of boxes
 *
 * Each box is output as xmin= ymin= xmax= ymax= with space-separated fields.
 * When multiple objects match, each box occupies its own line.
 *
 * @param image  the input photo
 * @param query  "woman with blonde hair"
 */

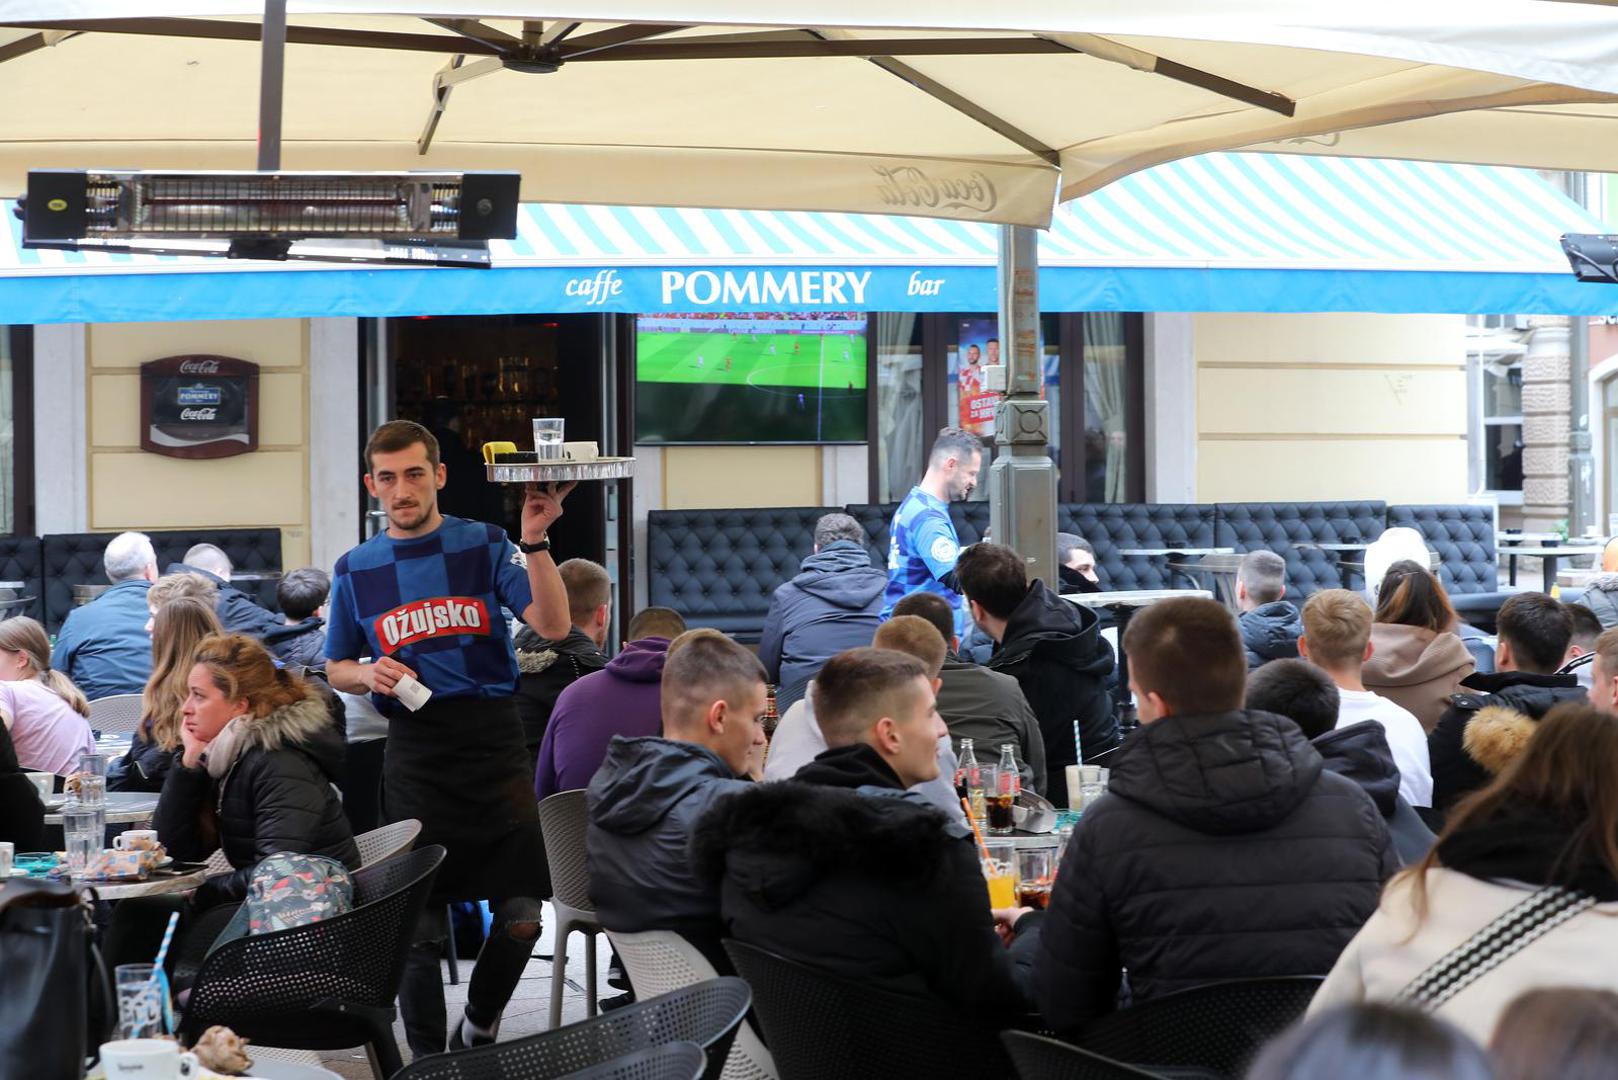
xmin=0 ymin=616 xmax=95 ymax=774
xmin=111 ymin=597 xmax=223 ymax=792
xmin=1312 ymin=702 xmax=1618 ymax=1042
xmin=155 ymin=633 xmax=357 ymax=906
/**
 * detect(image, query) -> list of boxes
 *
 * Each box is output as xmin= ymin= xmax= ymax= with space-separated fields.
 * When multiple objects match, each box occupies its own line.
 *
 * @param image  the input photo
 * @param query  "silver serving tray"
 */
xmin=486 ymin=458 xmax=635 ymax=484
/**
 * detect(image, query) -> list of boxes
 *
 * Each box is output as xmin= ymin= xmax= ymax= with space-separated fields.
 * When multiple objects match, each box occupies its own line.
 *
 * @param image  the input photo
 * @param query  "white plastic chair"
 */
xmin=354 ymin=818 xmax=421 ymax=868
xmin=88 ymin=693 xmax=146 ymax=736
xmin=538 ymin=790 xmax=604 ymax=1028
xmin=607 ymin=929 xmax=778 ymax=1080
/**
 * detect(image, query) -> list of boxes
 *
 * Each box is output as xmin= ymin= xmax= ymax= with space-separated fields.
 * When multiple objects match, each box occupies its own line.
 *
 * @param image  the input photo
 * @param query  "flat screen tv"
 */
xmin=635 ymin=312 xmax=868 ymax=443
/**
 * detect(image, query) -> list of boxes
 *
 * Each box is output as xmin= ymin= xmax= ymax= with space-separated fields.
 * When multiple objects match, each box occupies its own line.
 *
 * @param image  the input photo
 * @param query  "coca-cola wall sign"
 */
xmin=140 ymin=355 xmax=259 ymax=460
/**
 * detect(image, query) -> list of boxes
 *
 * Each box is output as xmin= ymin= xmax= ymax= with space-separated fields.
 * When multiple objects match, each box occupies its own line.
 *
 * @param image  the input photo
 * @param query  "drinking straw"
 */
xmin=960 ymin=797 xmax=992 ymax=863
xmin=149 ymin=911 xmax=180 ymax=1035
xmin=151 ymin=911 xmax=179 ymax=973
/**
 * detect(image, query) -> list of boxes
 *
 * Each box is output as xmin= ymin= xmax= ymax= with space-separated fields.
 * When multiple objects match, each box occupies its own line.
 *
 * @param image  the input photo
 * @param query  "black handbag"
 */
xmin=0 ymin=879 xmax=112 ymax=1080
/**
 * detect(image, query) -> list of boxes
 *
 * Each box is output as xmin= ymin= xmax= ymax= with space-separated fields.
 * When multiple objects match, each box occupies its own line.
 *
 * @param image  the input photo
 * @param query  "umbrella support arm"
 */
xmin=989 ymin=224 xmax=1057 ymax=587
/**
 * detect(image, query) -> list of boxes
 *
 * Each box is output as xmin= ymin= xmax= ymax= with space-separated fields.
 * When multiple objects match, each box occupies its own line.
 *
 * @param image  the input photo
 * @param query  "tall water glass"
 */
xmin=76 ymin=751 xmax=108 ymax=807
xmin=115 ymin=964 xmax=168 ymax=1040
xmin=532 ymin=417 xmax=565 ymax=460
xmin=62 ymin=807 xmax=105 ymax=876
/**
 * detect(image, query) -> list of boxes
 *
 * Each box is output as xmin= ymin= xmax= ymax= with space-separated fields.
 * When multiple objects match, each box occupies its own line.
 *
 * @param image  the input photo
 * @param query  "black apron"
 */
xmin=382 ymin=695 xmax=549 ymax=903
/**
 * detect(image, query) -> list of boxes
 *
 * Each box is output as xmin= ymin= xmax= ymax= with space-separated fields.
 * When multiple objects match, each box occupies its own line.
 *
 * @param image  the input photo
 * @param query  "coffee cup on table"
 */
xmin=114 ymin=830 xmax=160 ymax=852
xmin=100 ymin=1039 xmax=199 ymax=1079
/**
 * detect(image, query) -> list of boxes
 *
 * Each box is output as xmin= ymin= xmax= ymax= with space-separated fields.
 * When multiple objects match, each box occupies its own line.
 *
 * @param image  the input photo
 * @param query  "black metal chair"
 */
xmin=1003 ymin=1031 xmax=1223 ymax=1080
xmin=178 ymin=844 xmax=446 ymax=1080
xmin=544 ymin=1042 xmax=706 ymax=1080
xmin=393 ymin=978 xmax=750 ymax=1080
xmin=1073 ymin=977 xmax=1323 ymax=1079
xmin=724 ymin=939 xmax=1014 ymax=1080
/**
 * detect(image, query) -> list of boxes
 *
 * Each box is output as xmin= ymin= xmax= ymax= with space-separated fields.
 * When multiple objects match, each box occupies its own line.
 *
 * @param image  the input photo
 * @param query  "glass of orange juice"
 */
xmin=982 ymin=839 xmax=1019 ymax=909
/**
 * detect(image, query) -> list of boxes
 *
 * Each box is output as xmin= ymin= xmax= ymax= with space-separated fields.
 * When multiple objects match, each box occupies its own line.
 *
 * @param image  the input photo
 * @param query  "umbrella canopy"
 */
xmin=3 ymin=2 xmax=1618 ymax=226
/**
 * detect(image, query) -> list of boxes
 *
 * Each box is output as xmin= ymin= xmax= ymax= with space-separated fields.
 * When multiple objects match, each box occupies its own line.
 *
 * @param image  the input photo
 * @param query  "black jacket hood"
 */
xmin=992 ymin=580 xmax=1111 ymax=677
xmin=1239 ymin=601 xmax=1302 ymax=664
xmin=789 ymin=542 xmax=888 ymax=610
xmin=262 ymin=617 xmax=323 ymax=648
xmin=694 ymin=751 xmax=952 ymax=912
xmin=1312 ymin=720 xmax=1399 ymax=817
xmin=1109 ymin=709 xmax=1324 ymax=834
xmin=592 ymin=736 xmax=737 ymax=836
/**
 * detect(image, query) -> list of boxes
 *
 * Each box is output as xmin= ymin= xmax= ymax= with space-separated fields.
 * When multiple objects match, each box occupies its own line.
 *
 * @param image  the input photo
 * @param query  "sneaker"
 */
xmin=598 ymin=991 xmax=636 ymax=1012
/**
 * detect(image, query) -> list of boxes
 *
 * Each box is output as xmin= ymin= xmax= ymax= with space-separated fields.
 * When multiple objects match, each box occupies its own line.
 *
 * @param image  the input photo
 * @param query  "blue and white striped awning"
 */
xmin=0 ymin=153 xmax=1610 ymax=323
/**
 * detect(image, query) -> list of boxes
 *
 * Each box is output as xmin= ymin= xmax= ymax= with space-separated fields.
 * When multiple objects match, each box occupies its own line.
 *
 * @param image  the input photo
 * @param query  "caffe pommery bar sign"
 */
xmin=140 ymin=354 xmax=259 ymax=460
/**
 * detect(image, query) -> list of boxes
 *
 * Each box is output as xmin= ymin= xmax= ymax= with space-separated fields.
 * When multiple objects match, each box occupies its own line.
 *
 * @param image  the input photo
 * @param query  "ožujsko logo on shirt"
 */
xmin=375 ymin=597 xmax=492 ymax=652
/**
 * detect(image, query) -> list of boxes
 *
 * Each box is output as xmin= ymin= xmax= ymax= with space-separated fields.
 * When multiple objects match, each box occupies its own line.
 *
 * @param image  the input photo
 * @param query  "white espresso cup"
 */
xmin=114 ymin=830 xmax=160 ymax=852
xmin=100 ymin=1039 xmax=199 ymax=1079
xmin=24 ymin=772 xmax=53 ymax=801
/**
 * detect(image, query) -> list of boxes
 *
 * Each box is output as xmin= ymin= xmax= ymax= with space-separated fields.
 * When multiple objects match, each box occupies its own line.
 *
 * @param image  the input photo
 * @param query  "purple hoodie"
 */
xmin=535 ymin=636 xmax=670 ymax=799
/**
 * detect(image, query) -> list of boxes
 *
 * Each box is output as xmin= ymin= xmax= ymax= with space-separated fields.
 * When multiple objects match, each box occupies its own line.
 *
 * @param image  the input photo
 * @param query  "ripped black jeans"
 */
xmin=398 ymin=896 xmax=544 ymax=1056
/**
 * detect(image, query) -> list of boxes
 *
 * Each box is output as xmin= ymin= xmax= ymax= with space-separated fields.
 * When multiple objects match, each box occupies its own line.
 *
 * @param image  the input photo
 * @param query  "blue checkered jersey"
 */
xmin=325 ymin=516 xmax=532 ymax=707
xmin=880 ymin=486 xmax=967 ymax=636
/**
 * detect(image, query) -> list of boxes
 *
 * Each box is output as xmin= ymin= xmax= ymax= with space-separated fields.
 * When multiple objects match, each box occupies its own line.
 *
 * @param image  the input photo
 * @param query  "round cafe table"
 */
xmin=85 ymin=866 xmax=208 ymax=902
xmin=44 ymin=791 xmax=159 ymax=827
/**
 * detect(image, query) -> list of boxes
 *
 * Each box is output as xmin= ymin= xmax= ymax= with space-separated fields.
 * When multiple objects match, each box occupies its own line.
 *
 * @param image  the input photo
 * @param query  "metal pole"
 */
xmin=257 ymin=0 xmax=288 ymax=171
xmin=988 ymin=224 xmax=1057 ymax=586
xmin=1571 ymin=314 xmax=1595 ymax=537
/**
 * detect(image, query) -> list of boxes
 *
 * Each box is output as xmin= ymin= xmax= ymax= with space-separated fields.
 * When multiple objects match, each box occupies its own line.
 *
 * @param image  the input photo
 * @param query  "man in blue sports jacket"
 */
xmin=880 ymin=426 xmax=984 ymax=639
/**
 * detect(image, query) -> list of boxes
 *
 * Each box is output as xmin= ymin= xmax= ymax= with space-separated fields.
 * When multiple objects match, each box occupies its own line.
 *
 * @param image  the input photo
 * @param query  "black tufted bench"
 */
xmin=41 ymin=528 xmax=284 ymax=633
xmin=1214 ymin=502 xmax=1388 ymax=602
xmin=1059 ymin=503 xmax=1217 ymax=592
xmin=1386 ymin=504 xmax=1512 ymax=624
xmin=646 ymin=507 xmax=840 ymax=643
xmin=0 ymin=536 xmax=44 ymax=623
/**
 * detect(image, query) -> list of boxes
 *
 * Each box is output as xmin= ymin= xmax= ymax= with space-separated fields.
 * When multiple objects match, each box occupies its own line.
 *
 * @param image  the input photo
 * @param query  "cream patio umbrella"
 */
xmin=3 ymin=2 xmax=1618 ymax=226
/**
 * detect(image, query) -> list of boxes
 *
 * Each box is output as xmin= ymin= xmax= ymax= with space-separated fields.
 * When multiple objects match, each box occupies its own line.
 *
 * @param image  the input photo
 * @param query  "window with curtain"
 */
xmin=875 ymin=313 xmax=924 ymax=504
xmin=1083 ymin=313 xmax=1130 ymax=503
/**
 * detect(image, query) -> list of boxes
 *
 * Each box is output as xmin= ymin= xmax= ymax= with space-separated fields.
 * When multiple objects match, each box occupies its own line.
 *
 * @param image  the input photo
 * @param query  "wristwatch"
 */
xmin=517 ymin=536 xmax=551 ymax=554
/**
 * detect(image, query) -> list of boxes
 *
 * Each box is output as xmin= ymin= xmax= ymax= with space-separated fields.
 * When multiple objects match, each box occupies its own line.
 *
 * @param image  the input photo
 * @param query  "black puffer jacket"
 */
xmin=1034 ymin=709 xmax=1393 ymax=1033
xmin=155 ymin=690 xmax=359 ymax=907
xmin=1239 ymin=601 xmax=1303 ymax=669
xmin=987 ymin=580 xmax=1116 ymax=795
xmin=1428 ymin=670 xmax=1586 ymax=815
xmin=262 ymin=618 xmax=327 ymax=671
xmin=513 ymin=625 xmax=608 ymax=760
xmin=695 ymin=743 xmax=1042 ymax=1018
xmin=0 ymin=720 xmax=44 ymax=851
xmin=110 ymin=728 xmax=175 ymax=793
xmin=165 ymin=562 xmax=284 ymax=641
xmin=1312 ymin=720 xmax=1435 ymax=867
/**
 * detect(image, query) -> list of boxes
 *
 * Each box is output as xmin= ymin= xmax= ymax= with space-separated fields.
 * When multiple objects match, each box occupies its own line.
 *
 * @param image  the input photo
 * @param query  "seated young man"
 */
xmin=697 ymin=647 xmax=1042 ymax=1019
xmin=1247 ymin=658 xmax=1434 ymax=867
xmin=1427 ymin=593 xmax=1586 ymax=813
xmin=1034 ymin=598 xmax=1392 ymax=1034
xmin=1235 ymin=550 xmax=1302 ymax=669
xmin=586 ymin=629 xmax=767 ymax=974
xmin=1298 ymin=589 xmax=1433 ymax=809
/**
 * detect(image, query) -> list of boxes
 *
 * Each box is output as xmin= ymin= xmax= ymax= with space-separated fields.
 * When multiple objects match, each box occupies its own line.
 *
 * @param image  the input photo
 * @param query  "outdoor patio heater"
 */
xmin=16 ymin=168 xmax=520 ymax=266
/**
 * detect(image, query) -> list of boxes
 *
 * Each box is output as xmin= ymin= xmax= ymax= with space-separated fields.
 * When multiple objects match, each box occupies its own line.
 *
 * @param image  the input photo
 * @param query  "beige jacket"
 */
xmin=1311 ymin=867 xmax=1618 ymax=1044
xmin=1362 ymin=624 xmax=1474 ymax=734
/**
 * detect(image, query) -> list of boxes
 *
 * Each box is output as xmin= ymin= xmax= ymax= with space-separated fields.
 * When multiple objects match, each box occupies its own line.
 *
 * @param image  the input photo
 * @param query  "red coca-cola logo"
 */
xmin=178 ymin=358 xmax=221 ymax=375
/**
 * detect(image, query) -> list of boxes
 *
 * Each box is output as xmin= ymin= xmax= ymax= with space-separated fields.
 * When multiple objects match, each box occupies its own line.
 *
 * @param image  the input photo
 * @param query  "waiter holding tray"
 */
xmin=326 ymin=419 xmax=574 ymax=1056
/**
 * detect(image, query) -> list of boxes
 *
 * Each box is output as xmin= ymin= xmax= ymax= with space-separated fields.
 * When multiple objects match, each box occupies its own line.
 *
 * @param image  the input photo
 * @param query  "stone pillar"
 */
xmin=1521 ymin=317 xmax=1572 ymax=532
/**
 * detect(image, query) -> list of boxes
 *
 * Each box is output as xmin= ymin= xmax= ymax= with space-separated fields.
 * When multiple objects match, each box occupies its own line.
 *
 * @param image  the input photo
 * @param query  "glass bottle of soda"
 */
xmin=955 ymin=739 xmax=986 ymax=828
xmin=987 ymin=744 xmax=1020 ymax=835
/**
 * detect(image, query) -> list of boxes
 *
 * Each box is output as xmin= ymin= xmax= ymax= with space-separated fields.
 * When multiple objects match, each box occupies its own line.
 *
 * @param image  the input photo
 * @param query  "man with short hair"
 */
xmin=1055 ymin=534 xmax=1101 ymax=595
xmin=1034 ymin=598 xmax=1393 ymax=1033
xmin=325 ymin=419 xmax=574 ymax=1055
xmin=514 ymin=558 xmax=614 ymax=759
xmin=1587 ymin=627 xmax=1618 ymax=713
xmin=166 ymin=542 xmax=282 ymax=640
xmin=535 ymin=606 xmax=687 ymax=800
xmin=697 ymin=647 xmax=1043 ymax=1018
xmin=52 ymin=531 xmax=159 ymax=699
xmin=1298 ymin=590 xmax=1431 ymax=809
xmin=1556 ymin=602 xmax=1604 ymax=689
xmin=955 ymin=542 xmax=1115 ymax=796
xmin=1428 ymin=592 xmax=1586 ymax=813
xmin=262 ymin=567 xmax=330 ymax=669
xmin=1247 ymin=659 xmax=1434 ymax=866
xmin=893 ymin=590 xmax=1046 ymax=795
xmin=880 ymin=427 xmax=984 ymax=637
xmin=759 ymin=513 xmax=887 ymax=712
xmin=587 ymin=629 xmax=767 ymax=973
xmin=1236 ymin=550 xmax=1302 ymax=669
xmin=762 ymin=615 xmax=964 ymax=823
